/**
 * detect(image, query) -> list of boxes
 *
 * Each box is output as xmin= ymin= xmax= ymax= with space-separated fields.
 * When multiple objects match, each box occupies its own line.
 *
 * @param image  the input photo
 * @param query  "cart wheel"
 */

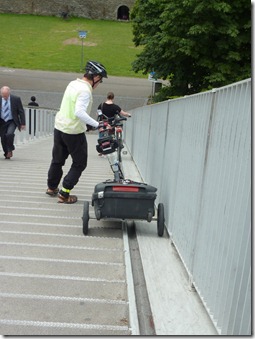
xmin=157 ymin=203 xmax=165 ymax=237
xmin=95 ymin=208 xmax=101 ymax=220
xmin=147 ymin=211 xmax=153 ymax=222
xmin=82 ymin=201 xmax=90 ymax=235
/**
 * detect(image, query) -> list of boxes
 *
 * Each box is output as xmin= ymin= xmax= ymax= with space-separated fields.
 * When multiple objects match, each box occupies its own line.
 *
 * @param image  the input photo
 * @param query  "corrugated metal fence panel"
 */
xmin=166 ymin=92 xmax=213 ymax=272
xmin=191 ymin=80 xmax=251 ymax=334
xmin=127 ymin=105 xmax=152 ymax=179
xmin=124 ymin=79 xmax=251 ymax=335
xmin=159 ymin=99 xmax=185 ymax=235
xmin=144 ymin=102 xmax=169 ymax=205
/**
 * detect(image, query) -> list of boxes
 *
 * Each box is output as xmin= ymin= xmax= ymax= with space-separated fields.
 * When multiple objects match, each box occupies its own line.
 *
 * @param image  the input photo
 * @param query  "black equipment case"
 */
xmin=91 ymin=180 xmax=157 ymax=221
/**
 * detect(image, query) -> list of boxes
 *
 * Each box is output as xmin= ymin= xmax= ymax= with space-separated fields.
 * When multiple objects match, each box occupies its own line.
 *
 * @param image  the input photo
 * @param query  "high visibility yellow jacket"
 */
xmin=55 ymin=78 xmax=93 ymax=134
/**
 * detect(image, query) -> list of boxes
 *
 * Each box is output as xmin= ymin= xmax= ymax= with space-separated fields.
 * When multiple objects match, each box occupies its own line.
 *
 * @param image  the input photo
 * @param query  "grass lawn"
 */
xmin=0 ymin=13 xmax=145 ymax=77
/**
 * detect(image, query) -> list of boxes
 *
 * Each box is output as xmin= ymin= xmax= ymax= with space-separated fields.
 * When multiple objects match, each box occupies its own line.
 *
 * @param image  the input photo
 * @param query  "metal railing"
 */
xmin=124 ymin=79 xmax=251 ymax=335
xmin=14 ymin=107 xmax=57 ymax=145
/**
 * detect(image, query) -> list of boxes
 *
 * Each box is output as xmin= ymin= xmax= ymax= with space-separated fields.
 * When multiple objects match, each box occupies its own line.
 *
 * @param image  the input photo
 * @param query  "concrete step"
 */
xmin=0 ymin=275 xmax=127 ymax=301
xmin=0 ymin=231 xmax=124 ymax=249
xmin=0 ymin=240 xmax=123 ymax=263
xmin=0 ymin=323 xmax=130 ymax=336
xmin=0 ymin=323 xmax=131 ymax=336
xmin=0 ymin=135 xmax=135 ymax=335
xmin=0 ymin=219 xmax=122 ymax=238
xmin=0 ymin=255 xmax=126 ymax=280
xmin=0 ymin=296 xmax=130 ymax=335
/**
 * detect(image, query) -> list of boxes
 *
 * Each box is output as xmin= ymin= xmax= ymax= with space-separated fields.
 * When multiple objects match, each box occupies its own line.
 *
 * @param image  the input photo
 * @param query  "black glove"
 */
xmin=86 ymin=124 xmax=94 ymax=132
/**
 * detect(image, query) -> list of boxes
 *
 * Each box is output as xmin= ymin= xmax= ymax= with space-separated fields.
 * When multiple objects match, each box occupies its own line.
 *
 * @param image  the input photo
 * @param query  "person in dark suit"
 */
xmin=0 ymin=86 xmax=26 ymax=159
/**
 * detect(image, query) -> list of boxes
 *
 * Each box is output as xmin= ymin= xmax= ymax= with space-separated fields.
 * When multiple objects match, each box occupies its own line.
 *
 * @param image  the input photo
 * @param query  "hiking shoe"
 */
xmin=46 ymin=188 xmax=59 ymax=196
xmin=58 ymin=193 xmax=78 ymax=204
xmin=5 ymin=151 xmax=13 ymax=159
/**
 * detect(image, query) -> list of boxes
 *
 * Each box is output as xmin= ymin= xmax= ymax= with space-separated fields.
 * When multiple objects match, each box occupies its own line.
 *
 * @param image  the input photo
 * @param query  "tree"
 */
xmin=131 ymin=0 xmax=251 ymax=98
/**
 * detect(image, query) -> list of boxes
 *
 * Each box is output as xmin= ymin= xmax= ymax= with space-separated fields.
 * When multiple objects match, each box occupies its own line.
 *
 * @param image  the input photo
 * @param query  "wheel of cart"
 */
xmin=82 ymin=199 xmax=165 ymax=237
xmin=82 ymin=201 xmax=90 ymax=235
xmin=157 ymin=203 xmax=165 ymax=237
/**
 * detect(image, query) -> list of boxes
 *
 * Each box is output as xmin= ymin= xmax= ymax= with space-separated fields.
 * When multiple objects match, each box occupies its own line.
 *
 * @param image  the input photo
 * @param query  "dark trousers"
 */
xmin=0 ymin=120 xmax=16 ymax=155
xmin=47 ymin=128 xmax=88 ymax=191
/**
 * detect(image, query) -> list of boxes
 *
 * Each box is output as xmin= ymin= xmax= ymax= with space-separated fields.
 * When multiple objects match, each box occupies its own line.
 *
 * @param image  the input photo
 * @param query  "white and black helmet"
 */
xmin=85 ymin=60 xmax=108 ymax=78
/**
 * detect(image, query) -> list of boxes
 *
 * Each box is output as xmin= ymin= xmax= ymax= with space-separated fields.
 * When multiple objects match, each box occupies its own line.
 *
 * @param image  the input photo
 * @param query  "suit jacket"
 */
xmin=0 ymin=94 xmax=26 ymax=130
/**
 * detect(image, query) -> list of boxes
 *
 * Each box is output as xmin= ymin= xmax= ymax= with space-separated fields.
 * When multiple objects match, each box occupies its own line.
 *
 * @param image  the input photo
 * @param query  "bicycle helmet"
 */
xmin=85 ymin=60 xmax=108 ymax=78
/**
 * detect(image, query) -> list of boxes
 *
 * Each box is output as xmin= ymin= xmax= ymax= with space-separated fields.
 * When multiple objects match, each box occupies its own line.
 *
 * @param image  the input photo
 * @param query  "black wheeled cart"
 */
xmin=83 ymin=114 xmax=165 ymax=237
xmin=82 ymin=179 xmax=165 ymax=237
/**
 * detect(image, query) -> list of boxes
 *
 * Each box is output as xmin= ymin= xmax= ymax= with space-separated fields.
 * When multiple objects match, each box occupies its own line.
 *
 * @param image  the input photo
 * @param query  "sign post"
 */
xmin=148 ymin=71 xmax=157 ymax=97
xmin=78 ymin=30 xmax=87 ymax=71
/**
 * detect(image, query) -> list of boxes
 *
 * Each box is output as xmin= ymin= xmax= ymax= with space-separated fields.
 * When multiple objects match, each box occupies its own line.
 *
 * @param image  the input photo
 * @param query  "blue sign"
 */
xmin=148 ymin=71 xmax=157 ymax=81
xmin=79 ymin=30 xmax=87 ymax=38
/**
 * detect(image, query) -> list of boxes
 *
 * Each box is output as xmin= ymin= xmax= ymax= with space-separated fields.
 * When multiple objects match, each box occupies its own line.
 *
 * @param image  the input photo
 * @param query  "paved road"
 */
xmin=0 ymin=67 xmax=153 ymax=111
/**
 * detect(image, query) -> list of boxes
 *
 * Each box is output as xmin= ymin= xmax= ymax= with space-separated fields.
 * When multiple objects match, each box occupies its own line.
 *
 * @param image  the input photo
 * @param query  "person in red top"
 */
xmin=97 ymin=92 xmax=131 ymax=157
xmin=97 ymin=92 xmax=131 ymax=122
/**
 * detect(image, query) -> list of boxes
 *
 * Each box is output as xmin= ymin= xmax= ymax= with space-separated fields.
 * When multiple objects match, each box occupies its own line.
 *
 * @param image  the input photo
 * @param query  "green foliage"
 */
xmin=0 ymin=13 xmax=144 ymax=77
xmin=131 ymin=0 xmax=251 ymax=97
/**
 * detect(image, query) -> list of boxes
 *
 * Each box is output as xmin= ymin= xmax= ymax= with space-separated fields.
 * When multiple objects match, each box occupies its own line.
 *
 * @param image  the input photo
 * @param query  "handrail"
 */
xmin=14 ymin=107 xmax=57 ymax=145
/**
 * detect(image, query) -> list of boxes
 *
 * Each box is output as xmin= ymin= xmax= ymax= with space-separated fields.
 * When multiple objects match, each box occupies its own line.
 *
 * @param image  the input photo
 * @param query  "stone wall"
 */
xmin=0 ymin=0 xmax=135 ymax=20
